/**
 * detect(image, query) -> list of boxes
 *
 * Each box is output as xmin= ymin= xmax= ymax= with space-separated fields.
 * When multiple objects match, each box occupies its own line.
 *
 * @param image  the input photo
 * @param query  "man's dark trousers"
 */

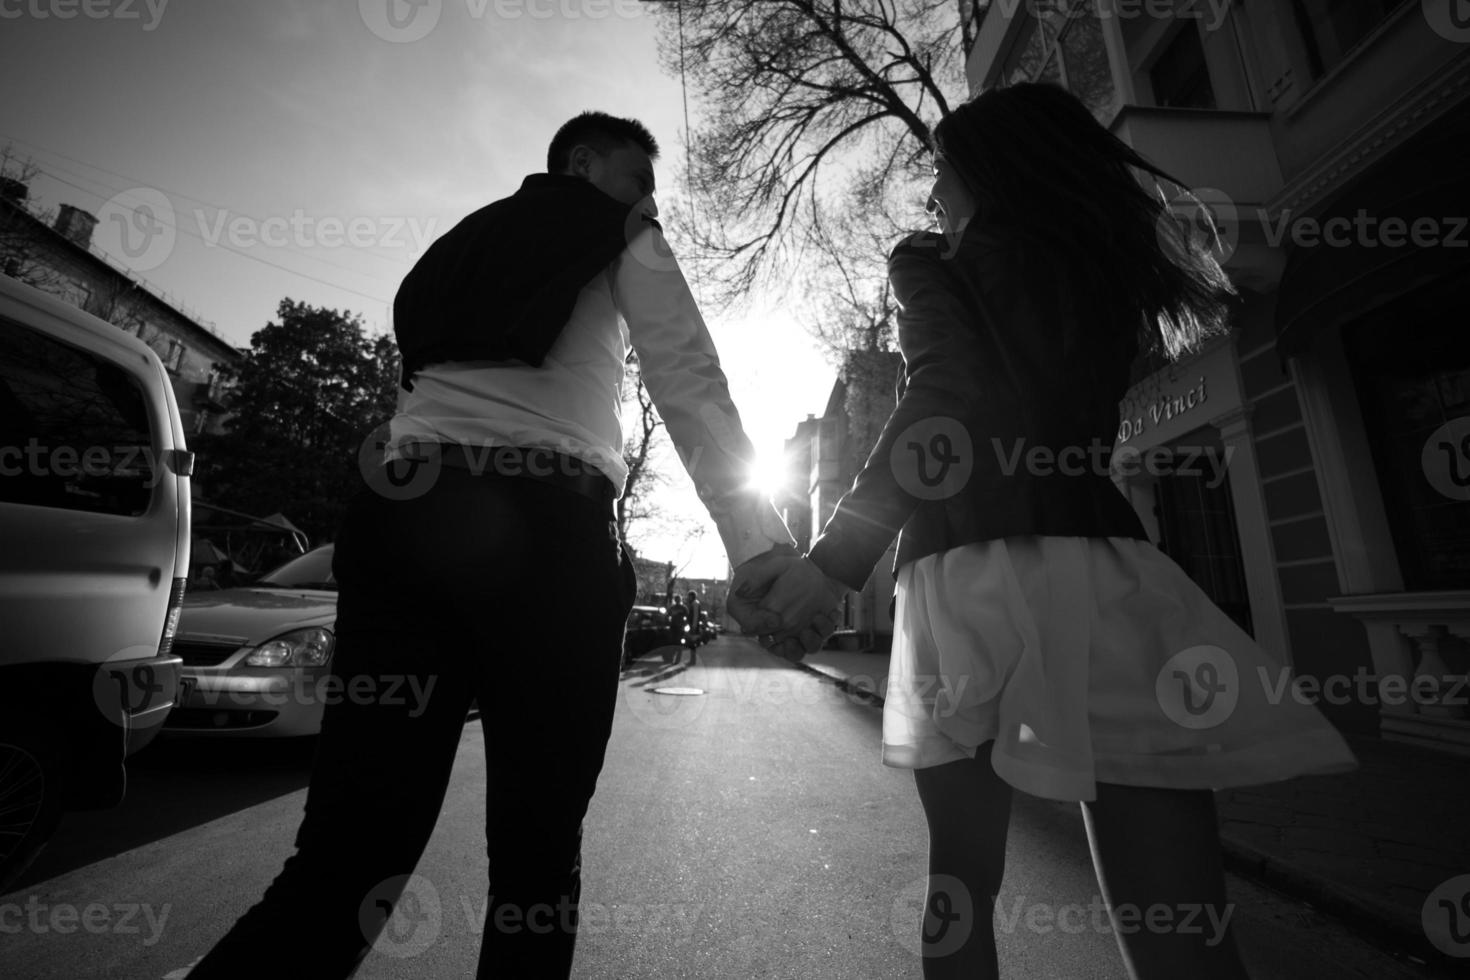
xmin=187 ymin=463 xmax=637 ymax=979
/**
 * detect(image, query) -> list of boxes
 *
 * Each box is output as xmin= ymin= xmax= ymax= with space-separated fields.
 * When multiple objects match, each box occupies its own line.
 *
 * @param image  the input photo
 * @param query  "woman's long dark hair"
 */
xmin=933 ymin=82 xmax=1235 ymax=361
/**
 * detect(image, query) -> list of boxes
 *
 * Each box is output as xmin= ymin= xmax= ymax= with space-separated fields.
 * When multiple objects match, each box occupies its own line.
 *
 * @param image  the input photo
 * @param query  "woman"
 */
xmin=733 ymin=83 xmax=1356 ymax=979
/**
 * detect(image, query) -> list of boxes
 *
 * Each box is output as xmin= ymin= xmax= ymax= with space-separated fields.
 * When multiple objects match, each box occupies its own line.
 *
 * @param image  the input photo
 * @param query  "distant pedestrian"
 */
xmin=685 ymin=590 xmax=702 ymax=664
xmin=666 ymin=594 xmax=688 ymax=665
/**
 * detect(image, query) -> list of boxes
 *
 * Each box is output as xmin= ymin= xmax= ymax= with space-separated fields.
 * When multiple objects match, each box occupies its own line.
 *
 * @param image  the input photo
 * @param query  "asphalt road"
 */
xmin=0 ymin=637 xmax=1438 ymax=979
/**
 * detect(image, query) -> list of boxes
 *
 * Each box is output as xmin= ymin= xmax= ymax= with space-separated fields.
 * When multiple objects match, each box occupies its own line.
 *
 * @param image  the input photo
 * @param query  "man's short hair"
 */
xmin=546 ymin=111 xmax=660 ymax=173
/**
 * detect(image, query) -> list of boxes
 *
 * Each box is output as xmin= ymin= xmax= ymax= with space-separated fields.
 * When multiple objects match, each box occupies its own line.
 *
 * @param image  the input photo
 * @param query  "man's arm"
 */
xmin=610 ymin=225 xmax=796 ymax=568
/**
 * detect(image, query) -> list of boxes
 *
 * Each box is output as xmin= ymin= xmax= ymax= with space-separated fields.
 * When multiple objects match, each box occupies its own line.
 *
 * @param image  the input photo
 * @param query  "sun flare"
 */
xmin=747 ymin=452 xmax=790 ymax=499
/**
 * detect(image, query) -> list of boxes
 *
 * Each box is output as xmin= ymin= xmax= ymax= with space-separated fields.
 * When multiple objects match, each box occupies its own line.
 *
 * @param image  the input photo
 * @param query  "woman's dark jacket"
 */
xmin=806 ymin=226 xmax=1149 ymax=593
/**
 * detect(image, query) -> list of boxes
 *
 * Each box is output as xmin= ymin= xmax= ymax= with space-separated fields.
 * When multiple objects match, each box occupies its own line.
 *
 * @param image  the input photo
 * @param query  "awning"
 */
xmin=1274 ymin=98 xmax=1470 ymax=358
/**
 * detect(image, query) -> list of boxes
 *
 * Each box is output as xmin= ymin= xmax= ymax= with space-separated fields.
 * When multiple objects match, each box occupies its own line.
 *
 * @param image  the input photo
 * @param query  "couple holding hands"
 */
xmin=185 ymin=86 xmax=1354 ymax=980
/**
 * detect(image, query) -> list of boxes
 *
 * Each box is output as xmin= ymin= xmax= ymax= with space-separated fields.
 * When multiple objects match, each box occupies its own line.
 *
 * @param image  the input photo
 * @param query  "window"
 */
xmin=60 ymin=276 xmax=93 ymax=309
xmin=255 ymin=548 xmax=336 ymax=590
xmin=164 ymin=338 xmax=186 ymax=372
xmin=1343 ymin=271 xmax=1470 ymax=590
xmin=1152 ymin=450 xmax=1252 ymax=635
xmin=0 ymin=315 xmax=156 ymax=516
xmin=1150 ymin=24 xmax=1216 ymax=109
xmin=997 ymin=0 xmax=1116 ymax=121
xmin=1290 ymin=0 xmax=1413 ymax=79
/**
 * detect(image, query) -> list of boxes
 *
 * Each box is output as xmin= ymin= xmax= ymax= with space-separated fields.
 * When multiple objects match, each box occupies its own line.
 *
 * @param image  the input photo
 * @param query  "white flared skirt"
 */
xmin=882 ymin=536 xmax=1358 ymax=801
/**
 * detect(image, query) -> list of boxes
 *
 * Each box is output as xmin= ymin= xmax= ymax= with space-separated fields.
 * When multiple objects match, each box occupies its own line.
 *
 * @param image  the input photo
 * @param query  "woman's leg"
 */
xmin=911 ymin=742 xmax=1013 ymax=980
xmin=1082 ymin=783 xmax=1250 ymax=980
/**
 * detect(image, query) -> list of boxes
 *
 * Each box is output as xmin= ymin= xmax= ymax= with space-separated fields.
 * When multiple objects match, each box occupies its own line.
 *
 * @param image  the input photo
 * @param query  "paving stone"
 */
xmin=1217 ymin=802 xmax=1294 ymax=827
xmin=1373 ymin=840 xmax=1461 ymax=870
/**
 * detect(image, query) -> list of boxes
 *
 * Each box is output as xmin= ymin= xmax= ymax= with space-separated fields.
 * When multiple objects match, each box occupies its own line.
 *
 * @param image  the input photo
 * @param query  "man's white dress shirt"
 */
xmin=386 ymin=224 xmax=794 ymax=568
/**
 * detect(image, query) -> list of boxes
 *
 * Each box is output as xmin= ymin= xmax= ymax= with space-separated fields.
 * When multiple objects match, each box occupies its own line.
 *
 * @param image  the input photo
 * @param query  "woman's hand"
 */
xmin=752 ymin=557 xmax=847 ymax=662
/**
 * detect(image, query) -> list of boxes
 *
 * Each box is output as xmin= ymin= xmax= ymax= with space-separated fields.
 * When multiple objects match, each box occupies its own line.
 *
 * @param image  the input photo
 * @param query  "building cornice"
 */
xmin=1266 ymin=50 xmax=1470 ymax=219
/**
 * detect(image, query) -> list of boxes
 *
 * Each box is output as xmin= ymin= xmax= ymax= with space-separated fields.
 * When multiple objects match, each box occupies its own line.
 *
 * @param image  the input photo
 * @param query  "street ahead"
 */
xmin=0 ymin=638 xmax=1436 ymax=979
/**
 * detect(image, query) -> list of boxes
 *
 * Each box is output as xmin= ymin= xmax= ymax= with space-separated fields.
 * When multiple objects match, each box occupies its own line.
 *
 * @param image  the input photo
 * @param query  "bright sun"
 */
xmin=746 ymin=452 xmax=790 ymax=499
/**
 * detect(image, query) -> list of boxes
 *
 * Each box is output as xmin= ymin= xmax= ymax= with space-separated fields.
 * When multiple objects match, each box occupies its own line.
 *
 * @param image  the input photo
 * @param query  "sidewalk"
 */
xmin=791 ymin=648 xmax=1469 ymax=971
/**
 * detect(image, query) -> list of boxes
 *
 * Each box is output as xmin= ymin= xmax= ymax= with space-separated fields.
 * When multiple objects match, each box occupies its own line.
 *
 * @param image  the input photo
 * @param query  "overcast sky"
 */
xmin=0 ymin=0 xmax=843 ymax=577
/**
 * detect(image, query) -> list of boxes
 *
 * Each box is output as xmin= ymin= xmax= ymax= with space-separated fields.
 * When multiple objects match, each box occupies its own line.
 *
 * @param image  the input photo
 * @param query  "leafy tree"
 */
xmin=193 ymin=299 xmax=399 ymax=544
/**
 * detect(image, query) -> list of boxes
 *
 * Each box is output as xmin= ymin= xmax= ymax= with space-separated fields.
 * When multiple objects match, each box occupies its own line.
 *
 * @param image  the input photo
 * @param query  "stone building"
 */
xmin=1 ymin=179 xmax=239 ymax=437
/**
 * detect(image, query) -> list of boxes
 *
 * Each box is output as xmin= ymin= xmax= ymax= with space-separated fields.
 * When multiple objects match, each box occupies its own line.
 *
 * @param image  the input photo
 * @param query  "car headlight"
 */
xmin=244 ymin=627 xmax=334 ymax=668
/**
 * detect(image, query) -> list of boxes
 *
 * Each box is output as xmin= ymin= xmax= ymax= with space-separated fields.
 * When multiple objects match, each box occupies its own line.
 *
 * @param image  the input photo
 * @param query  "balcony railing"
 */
xmin=1329 ymin=591 xmax=1470 ymax=756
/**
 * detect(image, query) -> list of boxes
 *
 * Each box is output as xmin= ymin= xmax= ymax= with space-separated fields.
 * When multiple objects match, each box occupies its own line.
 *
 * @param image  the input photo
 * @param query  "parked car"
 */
xmin=164 ymin=544 xmax=339 ymax=738
xmin=0 ymin=276 xmax=190 ymax=891
xmin=623 ymin=604 xmax=674 ymax=663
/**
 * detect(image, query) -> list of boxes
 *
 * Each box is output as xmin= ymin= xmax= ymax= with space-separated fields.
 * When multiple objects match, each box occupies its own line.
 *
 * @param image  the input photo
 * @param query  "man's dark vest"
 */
xmin=393 ymin=173 xmax=658 ymax=391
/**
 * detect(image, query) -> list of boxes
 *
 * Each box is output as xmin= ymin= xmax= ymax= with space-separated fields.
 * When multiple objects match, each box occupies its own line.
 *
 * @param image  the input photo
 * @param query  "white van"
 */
xmin=0 ymin=275 xmax=190 ymax=891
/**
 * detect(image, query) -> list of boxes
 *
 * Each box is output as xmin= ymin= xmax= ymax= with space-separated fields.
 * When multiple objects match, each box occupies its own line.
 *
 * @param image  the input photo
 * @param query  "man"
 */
xmin=684 ymin=589 xmax=702 ymax=664
xmin=184 ymin=111 xmax=811 ymax=980
xmin=666 ymin=593 xmax=688 ymax=665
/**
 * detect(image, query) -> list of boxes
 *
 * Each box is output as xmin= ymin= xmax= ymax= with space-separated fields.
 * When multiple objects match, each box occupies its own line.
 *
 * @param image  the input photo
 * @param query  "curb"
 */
xmin=1215 ymin=836 xmax=1454 ymax=976
xmin=789 ymin=659 xmax=885 ymax=708
xmin=782 ymin=655 xmax=1459 ymax=976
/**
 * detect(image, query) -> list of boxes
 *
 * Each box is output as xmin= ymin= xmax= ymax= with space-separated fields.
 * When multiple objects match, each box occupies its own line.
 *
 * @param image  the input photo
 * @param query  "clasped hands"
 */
xmin=727 ymin=545 xmax=847 ymax=661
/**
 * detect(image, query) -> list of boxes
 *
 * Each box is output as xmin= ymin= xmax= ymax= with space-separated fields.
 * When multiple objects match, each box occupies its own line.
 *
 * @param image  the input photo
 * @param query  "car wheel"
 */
xmin=0 ymin=715 xmax=66 ymax=893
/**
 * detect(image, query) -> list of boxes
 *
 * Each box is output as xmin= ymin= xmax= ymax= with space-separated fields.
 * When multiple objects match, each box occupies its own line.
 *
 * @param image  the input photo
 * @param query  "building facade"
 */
xmin=964 ymin=0 xmax=1470 ymax=751
xmin=1 ymin=180 xmax=239 ymax=436
xmin=777 ymin=351 xmax=904 ymax=651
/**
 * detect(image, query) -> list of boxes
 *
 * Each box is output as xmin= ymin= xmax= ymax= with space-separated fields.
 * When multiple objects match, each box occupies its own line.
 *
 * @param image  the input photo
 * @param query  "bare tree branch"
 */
xmin=649 ymin=0 xmax=966 ymax=356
